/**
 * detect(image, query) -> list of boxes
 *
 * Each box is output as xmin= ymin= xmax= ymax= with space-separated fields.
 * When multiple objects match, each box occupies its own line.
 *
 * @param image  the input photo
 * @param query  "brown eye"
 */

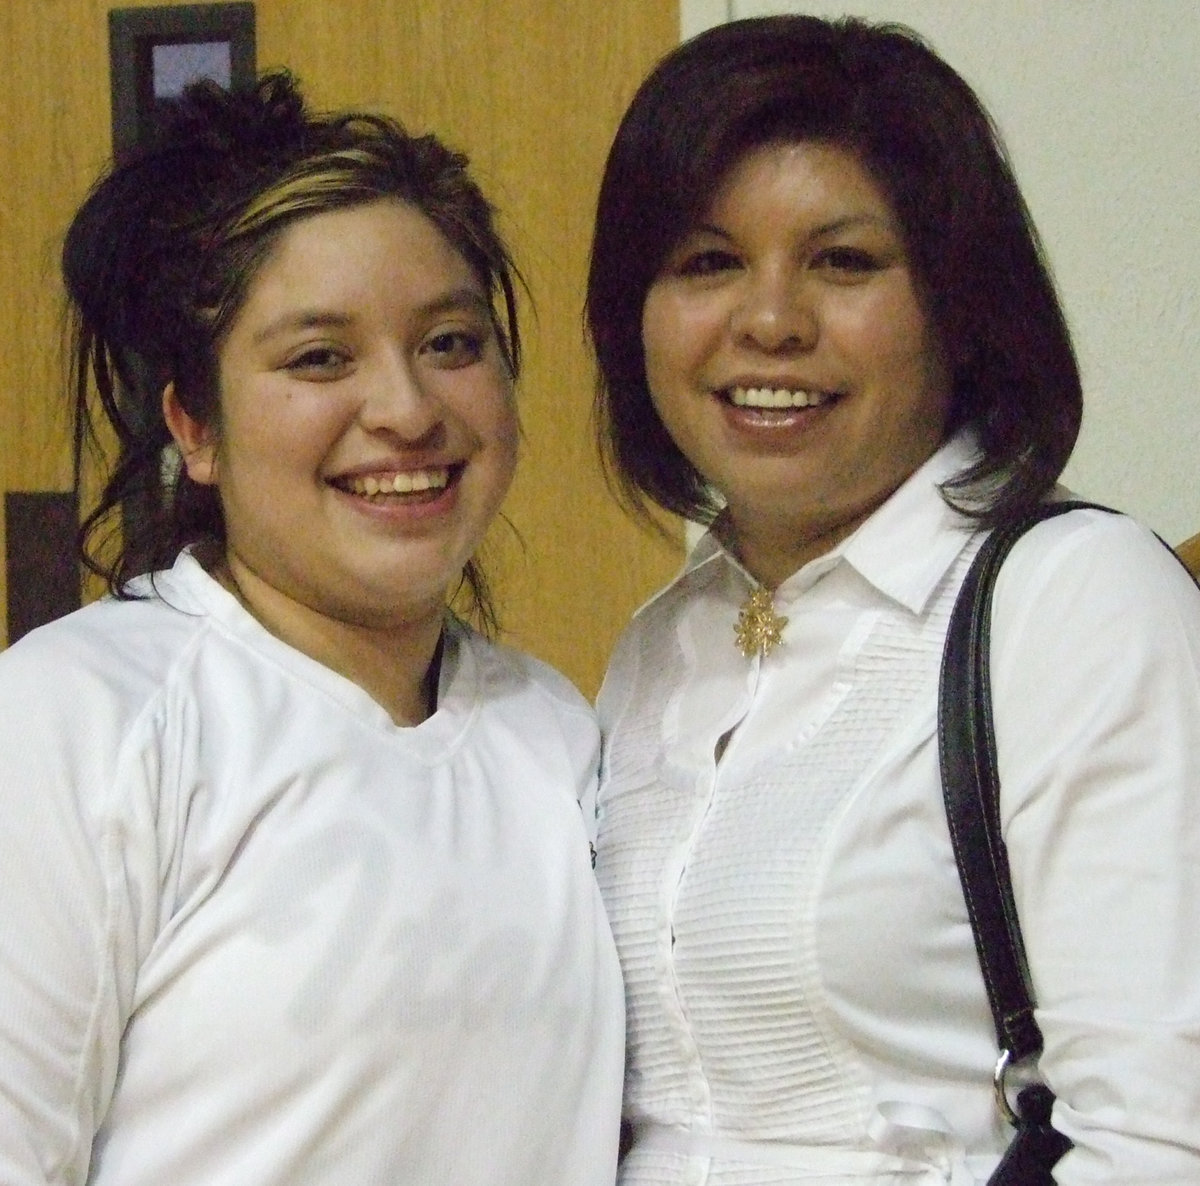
xmin=285 ymin=346 xmax=352 ymax=379
xmin=676 ymin=249 xmax=741 ymax=277
xmin=422 ymin=329 xmax=486 ymax=368
xmin=814 ymin=246 xmax=882 ymax=274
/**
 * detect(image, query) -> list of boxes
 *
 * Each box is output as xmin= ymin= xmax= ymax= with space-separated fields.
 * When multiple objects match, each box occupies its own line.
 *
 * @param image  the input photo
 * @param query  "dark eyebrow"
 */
xmin=684 ymin=212 xmax=896 ymax=242
xmin=250 ymin=286 xmax=491 ymax=346
xmin=685 ymin=222 xmax=735 ymax=243
xmin=420 ymin=287 xmax=492 ymax=320
xmin=808 ymin=213 xmax=897 ymax=238
xmin=251 ymin=311 xmax=351 ymax=346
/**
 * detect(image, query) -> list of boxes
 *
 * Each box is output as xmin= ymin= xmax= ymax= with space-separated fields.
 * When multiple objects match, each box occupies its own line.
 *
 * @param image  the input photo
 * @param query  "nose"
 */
xmin=729 ymin=266 xmax=817 ymax=353
xmin=358 ymin=351 xmax=442 ymax=442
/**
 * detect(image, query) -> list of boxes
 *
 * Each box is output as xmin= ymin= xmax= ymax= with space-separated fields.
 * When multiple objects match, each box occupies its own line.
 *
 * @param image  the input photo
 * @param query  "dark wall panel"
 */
xmin=6 ymin=491 xmax=81 ymax=644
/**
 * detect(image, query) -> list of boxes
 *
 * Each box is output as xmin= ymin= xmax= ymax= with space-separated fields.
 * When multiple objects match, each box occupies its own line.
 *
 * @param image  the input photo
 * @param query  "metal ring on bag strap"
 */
xmin=993 ymin=1049 xmax=1018 ymax=1126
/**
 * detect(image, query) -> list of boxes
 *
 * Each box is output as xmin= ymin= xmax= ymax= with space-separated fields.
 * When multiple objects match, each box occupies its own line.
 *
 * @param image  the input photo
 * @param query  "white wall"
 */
xmin=680 ymin=0 xmax=1200 ymax=544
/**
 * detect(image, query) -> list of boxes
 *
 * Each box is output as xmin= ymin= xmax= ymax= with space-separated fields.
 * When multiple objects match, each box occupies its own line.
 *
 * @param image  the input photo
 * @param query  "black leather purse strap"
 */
xmin=937 ymin=499 xmax=1112 ymax=1062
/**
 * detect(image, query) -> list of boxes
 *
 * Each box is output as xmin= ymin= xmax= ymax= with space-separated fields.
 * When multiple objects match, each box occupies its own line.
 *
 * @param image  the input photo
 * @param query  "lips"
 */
xmin=333 ymin=465 xmax=455 ymax=500
xmin=725 ymin=385 xmax=836 ymax=409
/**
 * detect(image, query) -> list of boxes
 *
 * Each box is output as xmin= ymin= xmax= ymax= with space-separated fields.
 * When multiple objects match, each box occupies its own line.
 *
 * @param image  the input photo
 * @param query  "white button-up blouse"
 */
xmin=595 ymin=437 xmax=1200 ymax=1185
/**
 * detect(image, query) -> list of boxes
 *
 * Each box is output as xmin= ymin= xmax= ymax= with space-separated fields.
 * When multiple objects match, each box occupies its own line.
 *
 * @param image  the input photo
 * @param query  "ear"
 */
xmin=162 ymin=383 xmax=219 ymax=486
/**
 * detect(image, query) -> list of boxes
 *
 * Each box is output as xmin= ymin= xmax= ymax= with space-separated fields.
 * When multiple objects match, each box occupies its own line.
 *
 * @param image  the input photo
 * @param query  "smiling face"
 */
xmin=166 ymin=198 xmax=518 ymax=646
xmin=642 ymin=140 xmax=952 ymax=586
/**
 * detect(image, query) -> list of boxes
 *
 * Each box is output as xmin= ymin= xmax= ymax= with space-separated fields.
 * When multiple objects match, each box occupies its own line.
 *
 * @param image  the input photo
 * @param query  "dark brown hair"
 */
xmin=586 ymin=15 xmax=1081 ymax=527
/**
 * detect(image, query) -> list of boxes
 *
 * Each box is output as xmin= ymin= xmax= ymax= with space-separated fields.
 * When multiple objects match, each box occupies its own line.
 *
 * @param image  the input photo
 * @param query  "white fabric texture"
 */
xmin=595 ymin=437 xmax=1200 ymax=1185
xmin=0 ymin=551 xmax=624 ymax=1186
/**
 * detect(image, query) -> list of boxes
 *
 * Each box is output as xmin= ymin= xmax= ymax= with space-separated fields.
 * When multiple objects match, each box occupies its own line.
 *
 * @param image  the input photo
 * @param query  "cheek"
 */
xmin=646 ymin=368 xmax=698 ymax=444
xmin=225 ymin=397 xmax=351 ymax=487
xmin=477 ymin=379 xmax=521 ymax=480
xmin=851 ymin=295 xmax=951 ymax=421
xmin=892 ymin=322 xmax=952 ymax=434
xmin=641 ymin=288 xmax=701 ymax=391
xmin=495 ymin=410 xmax=520 ymax=483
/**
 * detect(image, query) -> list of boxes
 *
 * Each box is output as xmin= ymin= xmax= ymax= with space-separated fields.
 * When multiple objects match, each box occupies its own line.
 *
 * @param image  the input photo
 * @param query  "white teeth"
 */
xmin=345 ymin=468 xmax=450 ymax=497
xmin=729 ymin=386 xmax=831 ymax=409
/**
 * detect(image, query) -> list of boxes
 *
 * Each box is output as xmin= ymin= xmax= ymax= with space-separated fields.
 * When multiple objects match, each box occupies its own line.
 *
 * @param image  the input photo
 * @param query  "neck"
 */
xmin=718 ymin=495 xmax=889 ymax=589
xmin=218 ymin=557 xmax=445 ymax=727
xmin=716 ymin=516 xmax=838 ymax=589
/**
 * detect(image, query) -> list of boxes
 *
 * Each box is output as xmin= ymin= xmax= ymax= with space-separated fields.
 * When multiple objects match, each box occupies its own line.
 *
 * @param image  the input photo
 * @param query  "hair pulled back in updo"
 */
xmin=66 ymin=69 xmax=519 ymax=626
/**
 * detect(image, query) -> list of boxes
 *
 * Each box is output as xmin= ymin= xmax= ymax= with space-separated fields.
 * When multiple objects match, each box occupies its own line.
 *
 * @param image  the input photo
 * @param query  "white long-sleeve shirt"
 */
xmin=0 ymin=551 xmax=624 ymax=1185
xmin=595 ymin=437 xmax=1200 ymax=1184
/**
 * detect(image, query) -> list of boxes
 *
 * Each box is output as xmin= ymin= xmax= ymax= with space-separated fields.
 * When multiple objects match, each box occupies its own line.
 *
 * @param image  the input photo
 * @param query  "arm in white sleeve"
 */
xmin=991 ymin=510 xmax=1200 ymax=1184
xmin=0 ymin=636 xmax=145 ymax=1184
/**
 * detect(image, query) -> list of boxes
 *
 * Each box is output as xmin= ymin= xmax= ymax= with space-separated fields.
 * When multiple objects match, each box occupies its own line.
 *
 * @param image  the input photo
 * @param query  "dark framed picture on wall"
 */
xmin=109 ymin=2 xmax=256 ymax=160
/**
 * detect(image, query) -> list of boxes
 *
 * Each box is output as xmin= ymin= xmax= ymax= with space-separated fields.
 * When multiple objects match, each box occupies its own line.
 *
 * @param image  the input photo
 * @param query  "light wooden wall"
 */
xmin=1178 ymin=533 xmax=1200 ymax=580
xmin=0 ymin=0 xmax=682 ymax=698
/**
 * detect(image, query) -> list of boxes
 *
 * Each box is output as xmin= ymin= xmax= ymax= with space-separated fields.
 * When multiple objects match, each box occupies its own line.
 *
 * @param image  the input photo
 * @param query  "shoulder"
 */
xmin=0 ymin=576 xmax=218 ymax=775
xmin=0 ymin=588 xmax=203 ymax=695
xmin=994 ymin=506 xmax=1199 ymax=632
xmin=453 ymin=627 xmax=600 ymax=807
xmin=456 ymin=624 xmax=597 ymax=728
xmin=0 ymin=588 xmax=210 ymax=939
xmin=986 ymin=506 xmax=1200 ymax=739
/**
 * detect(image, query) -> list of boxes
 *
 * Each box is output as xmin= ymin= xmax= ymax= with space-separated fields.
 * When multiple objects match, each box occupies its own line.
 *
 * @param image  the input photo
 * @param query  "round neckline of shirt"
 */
xmin=165 ymin=551 xmax=481 ymax=754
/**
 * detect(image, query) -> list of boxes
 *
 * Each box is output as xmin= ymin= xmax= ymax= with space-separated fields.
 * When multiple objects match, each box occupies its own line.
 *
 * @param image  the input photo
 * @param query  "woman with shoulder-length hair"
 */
xmin=0 ymin=69 xmax=623 ymax=1186
xmin=587 ymin=14 xmax=1200 ymax=1184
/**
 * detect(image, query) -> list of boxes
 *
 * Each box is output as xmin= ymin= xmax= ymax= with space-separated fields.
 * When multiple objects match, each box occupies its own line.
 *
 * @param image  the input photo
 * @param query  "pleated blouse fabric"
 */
xmin=594 ymin=437 xmax=1200 ymax=1185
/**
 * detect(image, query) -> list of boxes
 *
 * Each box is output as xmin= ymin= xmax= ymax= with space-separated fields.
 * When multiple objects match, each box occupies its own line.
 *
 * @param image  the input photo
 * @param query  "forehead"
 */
xmin=241 ymin=199 xmax=482 ymax=316
xmin=705 ymin=140 xmax=898 ymax=225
